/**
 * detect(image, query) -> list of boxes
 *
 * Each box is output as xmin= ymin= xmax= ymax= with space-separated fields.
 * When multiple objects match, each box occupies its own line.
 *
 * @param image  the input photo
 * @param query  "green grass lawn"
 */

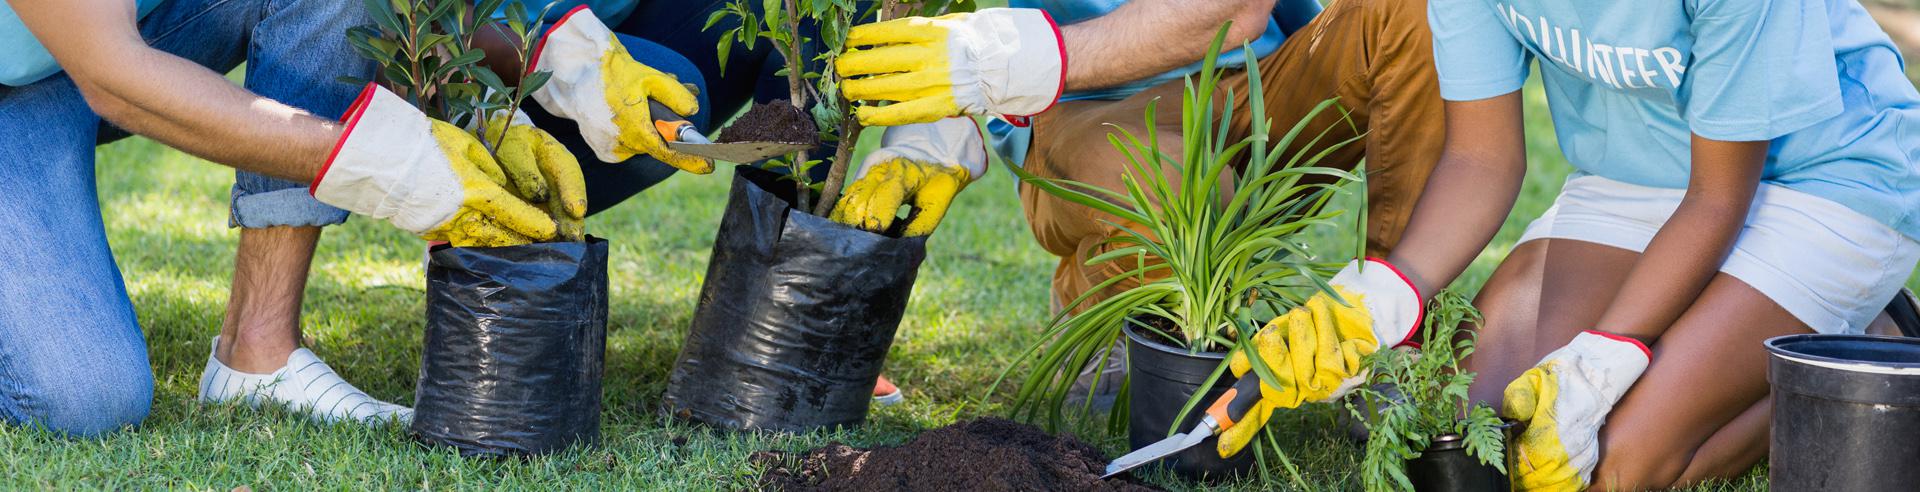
xmin=0 ymin=81 xmax=1788 ymax=490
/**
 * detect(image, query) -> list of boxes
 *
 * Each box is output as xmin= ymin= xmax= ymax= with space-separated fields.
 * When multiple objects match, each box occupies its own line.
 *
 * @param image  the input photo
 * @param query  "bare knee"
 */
xmin=1591 ymin=425 xmax=1696 ymax=491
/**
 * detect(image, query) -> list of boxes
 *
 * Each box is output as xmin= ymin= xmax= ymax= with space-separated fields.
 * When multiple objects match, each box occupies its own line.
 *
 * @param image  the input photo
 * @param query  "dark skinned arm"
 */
xmin=1385 ymin=92 xmax=1530 ymax=298
xmin=1592 ymin=137 xmax=1767 ymax=343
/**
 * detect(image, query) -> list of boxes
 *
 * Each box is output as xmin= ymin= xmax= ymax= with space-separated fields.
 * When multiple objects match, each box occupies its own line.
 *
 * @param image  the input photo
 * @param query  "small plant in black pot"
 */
xmin=996 ymin=28 xmax=1364 ymax=485
xmin=1350 ymin=291 xmax=1508 ymax=491
xmin=662 ymin=0 xmax=977 ymax=433
xmin=346 ymin=0 xmax=610 ymax=457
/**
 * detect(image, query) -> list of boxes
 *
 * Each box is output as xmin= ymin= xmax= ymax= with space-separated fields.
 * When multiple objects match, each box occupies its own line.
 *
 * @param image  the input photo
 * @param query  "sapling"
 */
xmin=706 ymin=0 xmax=975 ymax=216
xmin=1349 ymin=290 xmax=1507 ymax=492
xmin=343 ymin=0 xmax=554 ymax=156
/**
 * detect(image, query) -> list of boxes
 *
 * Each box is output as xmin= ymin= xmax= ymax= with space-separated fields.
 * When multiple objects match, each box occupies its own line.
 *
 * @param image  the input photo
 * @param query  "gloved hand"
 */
xmin=1503 ymin=331 xmax=1651 ymax=492
xmin=480 ymin=111 xmax=588 ymax=241
xmin=836 ymin=8 xmax=1065 ymax=127
xmin=830 ymin=117 xmax=986 ymax=236
xmin=314 ymin=84 xmax=559 ymax=247
xmin=530 ymin=6 xmax=711 ymax=172
xmin=1217 ymin=258 xmax=1422 ymax=457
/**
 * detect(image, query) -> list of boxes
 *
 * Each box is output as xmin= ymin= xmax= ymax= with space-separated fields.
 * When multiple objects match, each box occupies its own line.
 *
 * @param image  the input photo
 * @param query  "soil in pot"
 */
xmin=752 ymin=418 xmax=1159 ymax=491
xmin=719 ymin=99 xmax=818 ymax=145
xmin=1406 ymin=434 xmax=1508 ymax=492
xmin=1124 ymin=322 xmax=1257 ymax=481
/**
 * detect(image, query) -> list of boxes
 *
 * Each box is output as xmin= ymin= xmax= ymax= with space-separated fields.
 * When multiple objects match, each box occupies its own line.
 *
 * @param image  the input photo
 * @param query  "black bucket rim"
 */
xmin=1765 ymin=334 xmax=1920 ymax=371
xmin=1121 ymin=320 xmax=1229 ymax=362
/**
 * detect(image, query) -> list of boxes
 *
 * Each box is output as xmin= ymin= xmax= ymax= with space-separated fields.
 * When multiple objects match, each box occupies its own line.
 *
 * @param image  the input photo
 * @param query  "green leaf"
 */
xmin=519 ymin=70 xmax=553 ymax=96
xmin=470 ymin=66 xmax=509 ymax=95
xmin=363 ymin=0 xmax=404 ymax=33
xmin=442 ymin=48 xmax=485 ymax=71
xmin=716 ymin=30 xmax=736 ymax=75
xmin=704 ymin=9 xmax=732 ymax=31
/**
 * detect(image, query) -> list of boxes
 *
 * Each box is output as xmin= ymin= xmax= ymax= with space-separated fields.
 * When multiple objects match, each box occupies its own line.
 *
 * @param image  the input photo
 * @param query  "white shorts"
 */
xmin=1518 ymin=176 xmax=1920 ymax=334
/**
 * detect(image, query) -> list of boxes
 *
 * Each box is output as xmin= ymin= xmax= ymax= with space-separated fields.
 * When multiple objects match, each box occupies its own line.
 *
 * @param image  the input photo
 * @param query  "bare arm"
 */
xmin=1059 ymin=0 xmax=1277 ymax=91
xmin=13 ymin=0 xmax=339 ymax=182
xmin=1385 ymin=93 xmax=1529 ymax=297
xmin=1592 ymin=137 xmax=1766 ymax=342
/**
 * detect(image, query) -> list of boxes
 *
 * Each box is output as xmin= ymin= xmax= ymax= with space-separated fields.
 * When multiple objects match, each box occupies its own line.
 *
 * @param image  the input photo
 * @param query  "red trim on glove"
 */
xmin=528 ymin=5 xmax=594 ymax=75
xmin=312 ymin=83 xmax=380 ymax=195
xmin=1585 ymin=330 xmax=1653 ymax=360
xmin=1002 ymin=10 xmax=1067 ymax=128
xmin=1365 ymin=257 xmax=1425 ymax=348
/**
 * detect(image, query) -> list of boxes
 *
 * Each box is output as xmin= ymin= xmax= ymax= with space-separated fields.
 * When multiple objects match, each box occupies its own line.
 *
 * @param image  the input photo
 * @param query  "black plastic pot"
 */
xmin=1406 ymin=434 xmax=1508 ymax=492
xmin=413 ymin=237 xmax=609 ymax=457
xmin=1766 ymin=334 xmax=1920 ymax=491
xmin=663 ymin=166 xmax=927 ymax=433
xmin=1123 ymin=323 xmax=1256 ymax=480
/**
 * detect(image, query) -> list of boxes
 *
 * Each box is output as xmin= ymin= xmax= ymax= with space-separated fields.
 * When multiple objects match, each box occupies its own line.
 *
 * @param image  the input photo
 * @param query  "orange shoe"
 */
xmin=873 ymin=375 xmax=904 ymax=406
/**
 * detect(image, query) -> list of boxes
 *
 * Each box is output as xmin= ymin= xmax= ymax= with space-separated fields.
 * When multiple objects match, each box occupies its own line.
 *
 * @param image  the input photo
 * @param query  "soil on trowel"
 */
xmin=752 ymin=418 xmax=1161 ymax=492
xmin=718 ymin=99 xmax=819 ymax=145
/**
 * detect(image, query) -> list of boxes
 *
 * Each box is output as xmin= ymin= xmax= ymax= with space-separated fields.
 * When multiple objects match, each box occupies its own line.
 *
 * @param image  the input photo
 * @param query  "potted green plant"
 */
xmin=1350 ymin=291 xmax=1508 ymax=491
xmin=996 ymin=27 xmax=1365 ymax=482
xmin=344 ymin=0 xmax=610 ymax=457
xmin=662 ymin=0 xmax=978 ymax=433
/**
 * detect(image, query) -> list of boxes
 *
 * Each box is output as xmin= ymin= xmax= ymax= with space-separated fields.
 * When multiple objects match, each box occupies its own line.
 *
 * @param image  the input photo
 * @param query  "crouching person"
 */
xmin=1 ymin=0 xmax=579 ymax=435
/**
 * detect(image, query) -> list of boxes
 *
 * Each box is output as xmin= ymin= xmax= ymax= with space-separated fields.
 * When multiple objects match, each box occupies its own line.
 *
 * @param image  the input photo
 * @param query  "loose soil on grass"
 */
xmin=752 ymin=418 xmax=1161 ymax=491
xmin=719 ymin=99 xmax=819 ymax=145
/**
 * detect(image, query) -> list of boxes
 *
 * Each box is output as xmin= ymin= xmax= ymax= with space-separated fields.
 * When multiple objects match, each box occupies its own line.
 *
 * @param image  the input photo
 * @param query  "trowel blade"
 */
xmin=667 ymin=141 xmax=814 ymax=163
xmin=1100 ymin=416 xmax=1219 ymax=479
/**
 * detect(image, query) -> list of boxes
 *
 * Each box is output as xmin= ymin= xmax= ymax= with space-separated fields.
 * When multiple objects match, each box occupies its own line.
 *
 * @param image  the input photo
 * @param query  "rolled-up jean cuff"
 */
xmin=229 ymin=186 xmax=350 ymax=228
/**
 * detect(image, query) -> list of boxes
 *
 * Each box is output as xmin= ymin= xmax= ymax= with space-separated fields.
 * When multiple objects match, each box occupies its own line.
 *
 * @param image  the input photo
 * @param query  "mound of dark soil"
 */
xmin=719 ymin=99 xmax=819 ymax=145
xmin=752 ymin=418 xmax=1160 ymax=491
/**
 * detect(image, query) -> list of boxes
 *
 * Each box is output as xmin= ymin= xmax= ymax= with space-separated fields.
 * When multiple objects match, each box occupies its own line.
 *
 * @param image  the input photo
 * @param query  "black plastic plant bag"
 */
xmin=664 ymin=165 xmax=927 ymax=432
xmin=413 ymin=237 xmax=609 ymax=457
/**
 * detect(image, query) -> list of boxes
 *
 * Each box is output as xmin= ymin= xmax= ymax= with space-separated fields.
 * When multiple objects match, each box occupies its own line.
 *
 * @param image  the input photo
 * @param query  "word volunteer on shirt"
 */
xmin=1496 ymin=3 xmax=1689 ymax=90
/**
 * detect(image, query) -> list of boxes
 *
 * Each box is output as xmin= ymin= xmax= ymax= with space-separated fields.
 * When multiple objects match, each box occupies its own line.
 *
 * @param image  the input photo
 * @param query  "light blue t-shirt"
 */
xmin=990 ymin=0 xmax=1288 ymax=166
xmin=1431 ymin=0 xmax=1920 ymax=238
xmin=1 ymin=0 xmax=168 ymax=86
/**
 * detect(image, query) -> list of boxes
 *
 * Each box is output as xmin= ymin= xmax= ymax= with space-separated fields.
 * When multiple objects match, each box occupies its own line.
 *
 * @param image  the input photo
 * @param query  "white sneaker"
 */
xmin=198 ymin=337 xmax=413 ymax=425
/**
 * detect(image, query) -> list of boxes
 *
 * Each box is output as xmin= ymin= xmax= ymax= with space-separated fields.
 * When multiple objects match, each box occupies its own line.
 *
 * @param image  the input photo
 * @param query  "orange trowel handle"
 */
xmin=1205 ymin=373 xmax=1269 ymax=431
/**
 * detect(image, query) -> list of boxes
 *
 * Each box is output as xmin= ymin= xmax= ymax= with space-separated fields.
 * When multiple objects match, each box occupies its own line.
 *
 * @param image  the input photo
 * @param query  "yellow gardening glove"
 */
xmin=830 ymin=118 xmax=985 ymax=236
xmin=1502 ymin=331 xmax=1652 ymax=492
xmin=1216 ymin=285 xmax=1378 ymax=457
xmin=482 ymin=114 xmax=588 ymax=241
xmin=314 ymin=85 xmax=558 ymax=248
xmin=837 ymin=8 xmax=1065 ymax=126
xmin=1211 ymin=258 xmax=1423 ymax=458
xmin=530 ymin=6 xmax=712 ymax=172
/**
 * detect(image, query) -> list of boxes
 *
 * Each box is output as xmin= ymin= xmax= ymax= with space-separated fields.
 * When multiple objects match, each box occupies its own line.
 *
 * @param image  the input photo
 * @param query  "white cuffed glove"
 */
xmin=529 ymin=6 xmax=710 ymax=171
xmin=1504 ymin=331 xmax=1653 ymax=491
xmin=836 ymin=8 xmax=1066 ymax=126
xmin=830 ymin=117 xmax=986 ymax=236
xmin=313 ymin=84 xmax=560 ymax=247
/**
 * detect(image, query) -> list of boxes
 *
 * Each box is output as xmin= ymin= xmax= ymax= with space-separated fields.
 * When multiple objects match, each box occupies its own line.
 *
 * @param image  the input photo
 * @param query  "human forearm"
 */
xmin=1591 ymin=137 xmax=1766 ymax=342
xmin=1385 ymin=94 xmax=1528 ymax=298
xmin=15 ymin=0 xmax=336 ymax=182
xmin=1058 ymin=0 xmax=1275 ymax=91
xmin=71 ymin=54 xmax=335 ymax=182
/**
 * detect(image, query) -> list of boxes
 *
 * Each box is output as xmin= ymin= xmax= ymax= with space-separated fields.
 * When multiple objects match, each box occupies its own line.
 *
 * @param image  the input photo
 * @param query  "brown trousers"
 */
xmin=1020 ymin=0 xmax=1444 ymax=309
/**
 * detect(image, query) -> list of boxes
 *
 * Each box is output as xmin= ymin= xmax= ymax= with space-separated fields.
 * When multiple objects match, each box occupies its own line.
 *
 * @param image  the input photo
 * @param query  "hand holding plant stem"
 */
xmin=991 ymin=25 xmax=1366 ymax=485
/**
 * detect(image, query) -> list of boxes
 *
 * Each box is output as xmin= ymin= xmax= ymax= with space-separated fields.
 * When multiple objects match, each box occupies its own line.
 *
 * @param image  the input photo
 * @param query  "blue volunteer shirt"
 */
xmin=1431 ymin=0 xmax=1920 ymax=238
xmin=1 ymin=0 xmax=168 ymax=86
xmin=990 ymin=0 xmax=1287 ymax=165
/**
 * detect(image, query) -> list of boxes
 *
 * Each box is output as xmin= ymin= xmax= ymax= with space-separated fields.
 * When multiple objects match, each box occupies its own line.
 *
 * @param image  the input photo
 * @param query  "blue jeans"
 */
xmin=0 ymin=0 xmax=371 ymax=436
